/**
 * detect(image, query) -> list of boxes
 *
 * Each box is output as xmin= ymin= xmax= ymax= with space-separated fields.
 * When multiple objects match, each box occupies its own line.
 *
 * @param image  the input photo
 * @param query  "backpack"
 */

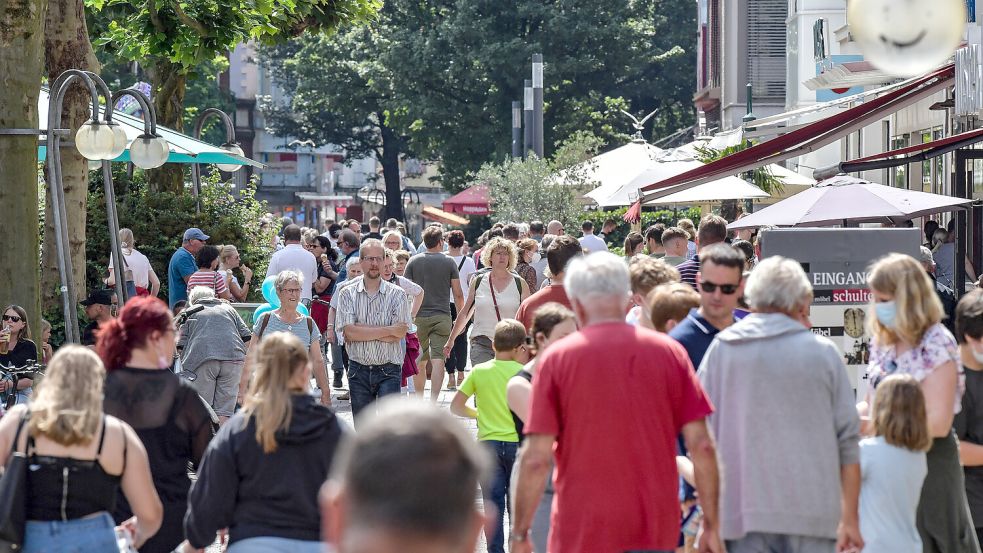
xmin=469 ymin=268 xmax=523 ymax=296
xmin=256 ymin=312 xmax=315 ymax=345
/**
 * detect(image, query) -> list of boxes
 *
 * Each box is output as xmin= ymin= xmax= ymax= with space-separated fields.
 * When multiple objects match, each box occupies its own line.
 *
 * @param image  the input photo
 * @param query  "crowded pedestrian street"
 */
xmin=4 ymin=0 xmax=983 ymax=552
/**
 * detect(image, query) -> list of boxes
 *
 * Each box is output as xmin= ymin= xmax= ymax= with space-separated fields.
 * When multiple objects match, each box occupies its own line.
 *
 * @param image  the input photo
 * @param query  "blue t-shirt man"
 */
xmin=168 ymin=228 xmax=209 ymax=308
xmin=668 ymin=307 xmax=722 ymax=370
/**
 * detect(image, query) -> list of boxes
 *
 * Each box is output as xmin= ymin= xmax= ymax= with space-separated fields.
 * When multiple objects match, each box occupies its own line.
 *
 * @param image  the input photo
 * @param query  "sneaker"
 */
xmin=332 ymin=374 xmax=343 ymax=389
xmin=446 ymin=377 xmax=457 ymax=391
xmin=338 ymin=392 xmax=350 ymax=401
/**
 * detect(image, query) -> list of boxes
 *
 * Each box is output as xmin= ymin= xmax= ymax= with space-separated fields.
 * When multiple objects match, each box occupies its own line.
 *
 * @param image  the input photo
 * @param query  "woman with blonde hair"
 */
xmin=0 ymin=346 xmax=162 ymax=552
xmin=218 ymin=244 xmax=254 ymax=302
xmin=443 ymin=237 xmax=530 ymax=367
xmin=181 ymin=332 xmax=343 ymax=553
xmin=107 ymin=228 xmax=160 ymax=298
xmin=863 ymin=253 xmax=978 ymax=552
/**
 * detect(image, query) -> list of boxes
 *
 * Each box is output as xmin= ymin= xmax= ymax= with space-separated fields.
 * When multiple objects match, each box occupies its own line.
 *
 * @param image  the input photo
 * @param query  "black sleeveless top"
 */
xmin=510 ymin=369 xmax=533 ymax=445
xmin=25 ymin=415 xmax=124 ymax=521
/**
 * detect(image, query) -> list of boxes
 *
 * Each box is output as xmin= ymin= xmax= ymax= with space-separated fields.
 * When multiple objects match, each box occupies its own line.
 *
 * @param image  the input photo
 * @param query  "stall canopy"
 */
xmin=422 ymin=205 xmax=469 ymax=226
xmin=37 ymin=88 xmax=263 ymax=168
xmin=443 ymin=184 xmax=490 ymax=215
xmin=727 ymin=175 xmax=973 ymax=229
xmin=636 ymin=64 xmax=954 ymax=205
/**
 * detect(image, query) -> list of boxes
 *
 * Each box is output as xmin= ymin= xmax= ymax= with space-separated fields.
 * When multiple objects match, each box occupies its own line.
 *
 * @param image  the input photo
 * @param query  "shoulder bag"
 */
xmin=0 ymin=412 xmax=31 ymax=551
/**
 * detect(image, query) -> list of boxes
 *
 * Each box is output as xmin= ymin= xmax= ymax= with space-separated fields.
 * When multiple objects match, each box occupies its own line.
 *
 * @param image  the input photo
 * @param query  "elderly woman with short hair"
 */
xmin=240 ymin=271 xmax=331 ymax=408
xmin=444 ymin=237 xmax=530 ymax=367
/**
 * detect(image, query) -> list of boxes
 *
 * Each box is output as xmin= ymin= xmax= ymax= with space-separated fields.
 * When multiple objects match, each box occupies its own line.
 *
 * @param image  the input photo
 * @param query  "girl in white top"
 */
xmin=859 ymin=373 xmax=931 ymax=553
xmin=444 ymin=237 xmax=530 ymax=367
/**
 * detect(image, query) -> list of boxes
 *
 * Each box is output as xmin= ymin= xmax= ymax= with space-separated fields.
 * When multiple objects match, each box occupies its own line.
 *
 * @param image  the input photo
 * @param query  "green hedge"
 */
xmin=580 ymin=206 xmax=701 ymax=246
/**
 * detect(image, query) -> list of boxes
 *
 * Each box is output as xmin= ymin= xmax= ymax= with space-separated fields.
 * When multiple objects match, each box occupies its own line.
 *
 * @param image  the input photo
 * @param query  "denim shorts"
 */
xmin=228 ymin=536 xmax=324 ymax=553
xmin=23 ymin=511 xmax=118 ymax=553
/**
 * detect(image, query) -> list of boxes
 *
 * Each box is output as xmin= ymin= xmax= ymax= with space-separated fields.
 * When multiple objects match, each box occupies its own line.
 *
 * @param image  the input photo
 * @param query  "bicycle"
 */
xmin=0 ymin=360 xmax=46 ymax=411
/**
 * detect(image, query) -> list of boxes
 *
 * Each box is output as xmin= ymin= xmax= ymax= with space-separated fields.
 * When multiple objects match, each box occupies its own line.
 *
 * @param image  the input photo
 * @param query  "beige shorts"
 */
xmin=415 ymin=314 xmax=452 ymax=362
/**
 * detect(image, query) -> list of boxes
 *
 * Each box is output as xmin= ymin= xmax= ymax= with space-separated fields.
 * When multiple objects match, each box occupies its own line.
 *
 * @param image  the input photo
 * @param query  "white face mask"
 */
xmin=530 ymin=252 xmax=541 ymax=264
xmin=970 ymin=340 xmax=983 ymax=364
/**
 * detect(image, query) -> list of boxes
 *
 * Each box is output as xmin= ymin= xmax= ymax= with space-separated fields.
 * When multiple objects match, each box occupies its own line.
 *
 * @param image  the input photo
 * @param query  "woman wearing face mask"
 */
xmin=863 ymin=253 xmax=978 ymax=553
xmin=98 ymin=296 xmax=217 ymax=553
xmin=506 ymin=303 xmax=577 ymax=553
xmin=516 ymin=238 xmax=540 ymax=293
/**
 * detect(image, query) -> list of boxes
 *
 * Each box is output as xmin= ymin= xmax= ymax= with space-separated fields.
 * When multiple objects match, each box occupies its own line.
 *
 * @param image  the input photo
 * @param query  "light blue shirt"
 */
xmin=859 ymin=436 xmax=926 ymax=553
xmin=168 ymin=247 xmax=197 ymax=308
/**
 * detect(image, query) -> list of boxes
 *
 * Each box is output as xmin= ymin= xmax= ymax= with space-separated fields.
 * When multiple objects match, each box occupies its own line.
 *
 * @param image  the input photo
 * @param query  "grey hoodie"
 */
xmin=697 ymin=312 xmax=860 ymax=541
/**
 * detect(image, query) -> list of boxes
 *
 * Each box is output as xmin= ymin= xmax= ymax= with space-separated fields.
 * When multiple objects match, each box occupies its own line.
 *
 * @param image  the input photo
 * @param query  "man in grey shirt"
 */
xmin=404 ymin=225 xmax=464 ymax=402
xmin=177 ymin=286 xmax=252 ymax=423
xmin=697 ymin=256 xmax=862 ymax=553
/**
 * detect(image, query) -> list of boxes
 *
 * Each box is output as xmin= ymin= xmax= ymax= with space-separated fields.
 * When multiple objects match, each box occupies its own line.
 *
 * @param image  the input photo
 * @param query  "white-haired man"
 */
xmin=697 ymin=256 xmax=862 ymax=553
xmin=511 ymin=252 xmax=722 ymax=553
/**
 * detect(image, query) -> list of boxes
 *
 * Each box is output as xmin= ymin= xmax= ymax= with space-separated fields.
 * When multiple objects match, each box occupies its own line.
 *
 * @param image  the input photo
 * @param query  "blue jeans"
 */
xmin=482 ymin=440 xmax=518 ymax=553
xmin=347 ymin=361 xmax=401 ymax=420
xmin=228 ymin=536 xmax=323 ymax=553
xmin=24 ymin=511 xmax=117 ymax=553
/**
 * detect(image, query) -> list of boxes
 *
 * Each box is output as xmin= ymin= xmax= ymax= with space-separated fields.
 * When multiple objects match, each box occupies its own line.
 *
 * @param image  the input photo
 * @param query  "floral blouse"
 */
xmin=867 ymin=322 xmax=964 ymax=414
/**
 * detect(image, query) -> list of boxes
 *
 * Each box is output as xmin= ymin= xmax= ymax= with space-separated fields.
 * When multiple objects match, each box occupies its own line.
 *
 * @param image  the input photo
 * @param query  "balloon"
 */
xmin=848 ymin=0 xmax=965 ymax=77
xmin=261 ymin=276 xmax=280 ymax=308
xmin=253 ymin=303 xmax=274 ymax=324
xmin=297 ymin=303 xmax=309 ymax=317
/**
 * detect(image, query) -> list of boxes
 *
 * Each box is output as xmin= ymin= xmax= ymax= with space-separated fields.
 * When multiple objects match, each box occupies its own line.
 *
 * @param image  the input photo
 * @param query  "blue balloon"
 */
xmin=297 ymin=303 xmax=309 ymax=317
xmin=253 ymin=303 xmax=274 ymax=324
xmin=261 ymin=276 xmax=280 ymax=307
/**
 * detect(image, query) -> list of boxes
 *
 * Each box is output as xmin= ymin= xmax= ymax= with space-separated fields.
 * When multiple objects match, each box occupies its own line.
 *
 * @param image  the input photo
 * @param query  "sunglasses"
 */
xmin=700 ymin=281 xmax=740 ymax=295
xmin=2 ymin=315 xmax=21 ymax=323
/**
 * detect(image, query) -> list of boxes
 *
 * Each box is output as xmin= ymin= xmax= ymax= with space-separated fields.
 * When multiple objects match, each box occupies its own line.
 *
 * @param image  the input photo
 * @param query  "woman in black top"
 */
xmin=97 ymin=296 xmax=216 ymax=553
xmin=0 ymin=304 xmax=39 ymax=405
xmin=0 ymin=346 xmax=161 ymax=552
xmin=181 ymin=332 xmax=343 ymax=553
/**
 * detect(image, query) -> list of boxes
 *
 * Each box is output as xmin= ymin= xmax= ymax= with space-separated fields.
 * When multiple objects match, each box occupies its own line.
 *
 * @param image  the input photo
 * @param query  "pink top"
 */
xmin=868 ymin=323 xmax=963 ymax=414
xmin=186 ymin=270 xmax=229 ymax=296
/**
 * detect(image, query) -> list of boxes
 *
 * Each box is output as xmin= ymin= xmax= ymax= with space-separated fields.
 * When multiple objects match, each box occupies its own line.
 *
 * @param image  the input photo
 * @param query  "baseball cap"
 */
xmin=80 ymin=289 xmax=115 ymax=306
xmin=183 ymin=228 xmax=210 ymax=242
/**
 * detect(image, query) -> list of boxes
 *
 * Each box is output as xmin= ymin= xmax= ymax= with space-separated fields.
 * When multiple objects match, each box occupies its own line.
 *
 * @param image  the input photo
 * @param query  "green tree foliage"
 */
xmin=262 ymin=0 xmax=696 ymax=192
xmin=477 ymin=132 xmax=602 ymax=225
xmin=695 ymin=142 xmax=785 ymax=221
xmin=85 ymin=0 xmax=381 ymax=192
xmin=580 ymin=206 xmax=701 ymax=247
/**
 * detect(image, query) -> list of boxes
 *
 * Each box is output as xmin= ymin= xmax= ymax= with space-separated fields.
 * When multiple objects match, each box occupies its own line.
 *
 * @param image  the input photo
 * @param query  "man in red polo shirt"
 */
xmin=510 ymin=251 xmax=723 ymax=553
xmin=515 ymin=234 xmax=582 ymax=331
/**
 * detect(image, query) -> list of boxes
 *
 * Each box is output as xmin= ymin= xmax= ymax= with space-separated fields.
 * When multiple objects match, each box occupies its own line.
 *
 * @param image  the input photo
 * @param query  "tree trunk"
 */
xmin=379 ymin=121 xmax=404 ymax=222
xmin=41 ymin=0 xmax=99 ymax=314
xmin=0 ymin=0 xmax=47 ymax=336
xmin=147 ymin=58 xmax=187 ymax=193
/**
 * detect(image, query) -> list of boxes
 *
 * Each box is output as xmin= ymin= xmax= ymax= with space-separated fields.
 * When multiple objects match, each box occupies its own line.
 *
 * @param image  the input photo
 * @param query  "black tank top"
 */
xmin=25 ymin=416 xmax=125 ymax=521
xmin=510 ymin=369 xmax=533 ymax=445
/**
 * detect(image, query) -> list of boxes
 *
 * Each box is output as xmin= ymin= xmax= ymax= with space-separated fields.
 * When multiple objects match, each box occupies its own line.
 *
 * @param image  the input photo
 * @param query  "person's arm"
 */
xmin=922 ymin=360 xmax=958 ymax=437
xmin=960 ymin=441 xmax=983 ymax=466
xmin=183 ymin=432 xmax=238 ymax=550
xmin=519 ymin=277 xmax=530 ymax=302
xmin=309 ymin=340 xmax=331 ymax=406
xmin=343 ymin=324 xmax=405 ymax=342
xmin=149 ymin=269 xmax=161 ymax=297
xmin=118 ymin=423 xmax=164 ymax=549
xmin=411 ymin=289 xmax=424 ymax=319
xmin=837 ymin=463 xmax=863 ymax=552
xmin=681 ymin=418 xmax=724 ymax=553
xmin=325 ymin=306 xmax=337 ymax=344
xmin=0 ymin=404 xmax=28 ymax=464
xmin=506 ymin=377 xmax=532 ymax=423
xmin=239 ymin=339 xmax=255 ymax=405
xmin=449 ymin=390 xmax=476 ymax=418
xmin=444 ymin=280 xmax=478 ymax=357
xmin=509 ymin=434 xmax=555 ymax=553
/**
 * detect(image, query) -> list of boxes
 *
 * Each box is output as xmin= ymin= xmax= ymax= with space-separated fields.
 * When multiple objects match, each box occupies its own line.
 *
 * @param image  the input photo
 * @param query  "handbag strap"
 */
xmin=10 ymin=412 xmax=28 ymax=455
xmin=488 ymin=276 xmax=503 ymax=322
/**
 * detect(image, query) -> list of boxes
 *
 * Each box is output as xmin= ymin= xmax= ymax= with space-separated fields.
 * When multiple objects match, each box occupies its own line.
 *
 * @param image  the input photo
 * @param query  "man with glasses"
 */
xmin=335 ymin=240 xmax=411 ymax=420
xmin=168 ymin=227 xmax=209 ymax=309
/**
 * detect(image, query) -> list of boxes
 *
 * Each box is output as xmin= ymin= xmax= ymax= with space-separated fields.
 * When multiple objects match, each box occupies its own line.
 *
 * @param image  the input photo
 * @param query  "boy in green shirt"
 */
xmin=450 ymin=318 xmax=529 ymax=553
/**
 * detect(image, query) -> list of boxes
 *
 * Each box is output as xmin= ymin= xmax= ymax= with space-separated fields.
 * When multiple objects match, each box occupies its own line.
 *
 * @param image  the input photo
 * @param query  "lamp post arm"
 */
xmin=109 ymin=88 xmax=157 ymax=136
xmin=194 ymin=108 xmax=236 ymax=144
xmin=81 ymin=71 xmax=115 ymax=125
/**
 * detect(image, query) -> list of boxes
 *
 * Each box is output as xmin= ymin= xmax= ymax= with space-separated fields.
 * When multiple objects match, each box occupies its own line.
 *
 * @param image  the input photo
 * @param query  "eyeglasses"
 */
xmin=362 ymin=256 xmax=384 ymax=264
xmin=1 ymin=315 xmax=20 ymax=323
xmin=280 ymin=288 xmax=303 ymax=294
xmin=700 ymin=281 xmax=740 ymax=295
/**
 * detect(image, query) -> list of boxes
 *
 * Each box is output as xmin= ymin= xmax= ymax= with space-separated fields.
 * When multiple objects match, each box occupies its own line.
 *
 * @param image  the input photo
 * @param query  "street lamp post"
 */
xmin=532 ymin=54 xmax=544 ymax=158
xmin=191 ymin=108 xmax=243 ymax=212
xmin=523 ymin=79 xmax=534 ymax=159
xmin=401 ymin=189 xmax=422 ymax=240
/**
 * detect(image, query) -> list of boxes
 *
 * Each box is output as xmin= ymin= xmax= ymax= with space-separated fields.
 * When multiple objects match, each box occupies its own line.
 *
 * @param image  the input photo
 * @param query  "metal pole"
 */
xmin=511 ymin=101 xmax=522 ymax=159
xmin=532 ymin=54 xmax=544 ymax=158
xmin=523 ymin=79 xmax=534 ymax=159
xmin=955 ymin=149 xmax=972 ymax=297
xmin=191 ymin=108 xmax=237 ymax=213
xmin=103 ymin=161 xmax=127 ymax=305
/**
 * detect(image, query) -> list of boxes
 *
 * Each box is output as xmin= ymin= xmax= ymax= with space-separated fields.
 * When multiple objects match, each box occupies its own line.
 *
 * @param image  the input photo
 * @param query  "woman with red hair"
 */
xmin=98 ymin=296 xmax=216 ymax=553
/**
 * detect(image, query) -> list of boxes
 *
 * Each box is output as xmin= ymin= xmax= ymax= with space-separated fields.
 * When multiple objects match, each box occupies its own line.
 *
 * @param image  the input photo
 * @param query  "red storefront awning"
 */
xmin=637 ymin=64 xmax=955 ymax=205
xmin=443 ymin=184 xmax=490 ymax=215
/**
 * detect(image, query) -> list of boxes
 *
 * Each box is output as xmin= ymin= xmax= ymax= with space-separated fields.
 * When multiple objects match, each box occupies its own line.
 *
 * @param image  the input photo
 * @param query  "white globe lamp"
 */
xmin=216 ymin=143 xmax=245 ymax=173
xmin=129 ymin=135 xmax=169 ymax=169
xmin=106 ymin=123 xmax=129 ymax=160
xmin=75 ymin=120 xmax=116 ymax=160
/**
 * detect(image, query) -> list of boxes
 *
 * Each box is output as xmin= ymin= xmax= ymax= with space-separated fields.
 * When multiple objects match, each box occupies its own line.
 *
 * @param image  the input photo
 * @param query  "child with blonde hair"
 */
xmin=860 ymin=373 xmax=931 ymax=553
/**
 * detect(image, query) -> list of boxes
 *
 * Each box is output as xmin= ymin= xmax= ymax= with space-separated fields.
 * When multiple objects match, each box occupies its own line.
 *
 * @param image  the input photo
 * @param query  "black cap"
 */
xmin=80 ymin=289 xmax=115 ymax=307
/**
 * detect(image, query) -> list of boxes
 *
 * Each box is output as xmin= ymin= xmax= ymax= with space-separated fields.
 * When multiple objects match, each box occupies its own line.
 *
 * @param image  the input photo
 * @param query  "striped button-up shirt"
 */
xmin=335 ymin=277 xmax=411 ymax=366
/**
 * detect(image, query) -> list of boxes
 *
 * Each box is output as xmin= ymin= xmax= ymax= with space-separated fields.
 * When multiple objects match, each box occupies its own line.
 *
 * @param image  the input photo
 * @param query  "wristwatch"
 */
xmin=509 ymin=529 xmax=530 ymax=542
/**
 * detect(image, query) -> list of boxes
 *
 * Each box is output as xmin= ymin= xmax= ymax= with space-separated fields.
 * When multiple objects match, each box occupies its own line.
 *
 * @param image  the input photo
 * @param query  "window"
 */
xmin=747 ymin=0 xmax=787 ymax=99
xmin=889 ymin=134 xmax=911 ymax=188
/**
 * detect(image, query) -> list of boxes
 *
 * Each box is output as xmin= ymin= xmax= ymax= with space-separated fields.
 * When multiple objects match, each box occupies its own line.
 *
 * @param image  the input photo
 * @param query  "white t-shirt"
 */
xmin=266 ymin=243 xmax=318 ymax=301
xmin=578 ymin=233 xmax=608 ymax=253
xmin=448 ymin=254 xmax=477 ymax=302
xmin=859 ymin=436 xmax=927 ymax=553
xmin=108 ymin=248 xmax=154 ymax=288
